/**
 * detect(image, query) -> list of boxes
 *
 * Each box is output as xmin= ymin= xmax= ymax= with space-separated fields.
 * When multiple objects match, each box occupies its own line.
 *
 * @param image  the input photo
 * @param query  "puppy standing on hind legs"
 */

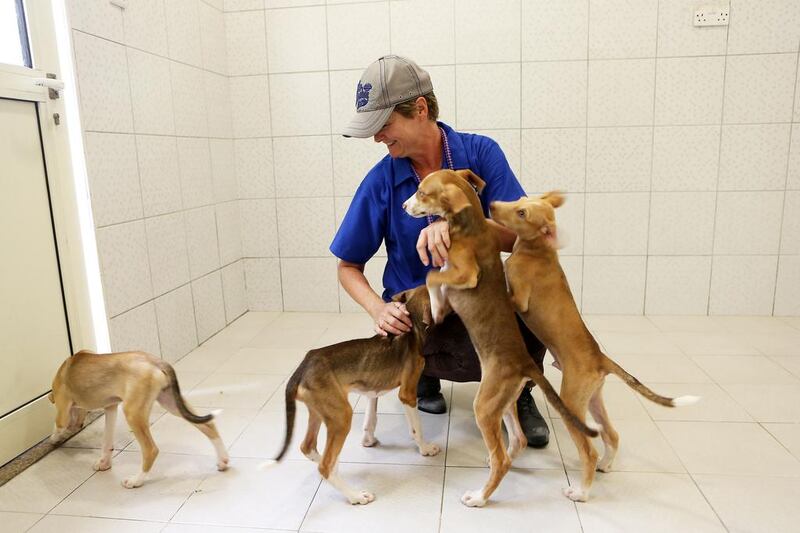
xmin=49 ymin=350 xmax=229 ymax=488
xmin=490 ymin=193 xmax=701 ymax=502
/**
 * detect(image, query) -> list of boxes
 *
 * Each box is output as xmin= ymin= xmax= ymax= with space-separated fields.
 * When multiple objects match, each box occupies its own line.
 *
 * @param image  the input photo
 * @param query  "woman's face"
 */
xmin=373 ymin=109 xmax=424 ymax=159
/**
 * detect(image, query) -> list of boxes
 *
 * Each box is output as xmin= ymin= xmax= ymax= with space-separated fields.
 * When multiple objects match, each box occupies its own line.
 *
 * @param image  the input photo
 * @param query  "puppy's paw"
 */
xmin=461 ymin=489 xmax=487 ymax=508
xmin=361 ymin=433 xmax=379 ymax=447
xmin=348 ymin=490 xmax=375 ymax=505
xmin=121 ymin=474 xmax=145 ymax=489
xmin=49 ymin=433 xmax=66 ymax=445
xmin=217 ymin=456 xmax=230 ymax=471
xmin=304 ymin=450 xmax=321 ymax=463
xmin=418 ymin=442 xmax=440 ymax=456
xmin=562 ymin=486 xmax=588 ymax=502
xmin=93 ymin=457 xmax=112 ymax=471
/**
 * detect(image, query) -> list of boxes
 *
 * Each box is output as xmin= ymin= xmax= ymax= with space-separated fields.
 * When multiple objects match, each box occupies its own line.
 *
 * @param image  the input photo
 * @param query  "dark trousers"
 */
xmin=417 ymin=313 xmax=546 ymax=395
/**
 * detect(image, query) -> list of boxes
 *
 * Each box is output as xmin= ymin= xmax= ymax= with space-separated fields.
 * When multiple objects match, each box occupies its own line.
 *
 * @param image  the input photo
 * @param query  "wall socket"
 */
xmin=694 ymin=6 xmax=729 ymax=26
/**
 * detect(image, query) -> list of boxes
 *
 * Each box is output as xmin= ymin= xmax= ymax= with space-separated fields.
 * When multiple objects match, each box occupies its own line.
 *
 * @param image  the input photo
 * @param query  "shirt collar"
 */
xmin=391 ymin=122 xmax=469 ymax=187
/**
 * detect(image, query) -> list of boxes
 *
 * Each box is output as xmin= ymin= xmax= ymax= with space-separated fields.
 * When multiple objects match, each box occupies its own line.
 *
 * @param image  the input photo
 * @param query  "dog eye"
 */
xmin=517 ymin=210 xmax=525 ymax=218
xmin=418 ymin=190 xmax=426 ymax=198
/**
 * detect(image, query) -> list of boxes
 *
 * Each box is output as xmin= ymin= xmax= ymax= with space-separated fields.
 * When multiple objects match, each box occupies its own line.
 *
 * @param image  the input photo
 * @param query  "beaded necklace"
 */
xmin=410 ymin=127 xmax=455 ymax=225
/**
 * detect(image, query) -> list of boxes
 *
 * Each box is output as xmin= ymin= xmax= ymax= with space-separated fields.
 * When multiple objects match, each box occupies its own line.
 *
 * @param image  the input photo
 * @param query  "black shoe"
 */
xmin=417 ymin=392 xmax=447 ymax=414
xmin=517 ymin=390 xmax=550 ymax=448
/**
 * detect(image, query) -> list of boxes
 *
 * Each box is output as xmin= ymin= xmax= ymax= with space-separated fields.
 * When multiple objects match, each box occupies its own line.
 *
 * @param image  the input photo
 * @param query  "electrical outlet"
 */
xmin=694 ymin=6 xmax=729 ymax=26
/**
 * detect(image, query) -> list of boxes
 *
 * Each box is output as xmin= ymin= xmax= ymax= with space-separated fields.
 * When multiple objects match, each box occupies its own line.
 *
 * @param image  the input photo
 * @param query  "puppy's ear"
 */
xmin=540 ymin=191 xmax=565 ymax=208
xmin=454 ymin=169 xmax=486 ymax=194
xmin=540 ymin=223 xmax=561 ymax=249
xmin=392 ymin=290 xmax=409 ymax=303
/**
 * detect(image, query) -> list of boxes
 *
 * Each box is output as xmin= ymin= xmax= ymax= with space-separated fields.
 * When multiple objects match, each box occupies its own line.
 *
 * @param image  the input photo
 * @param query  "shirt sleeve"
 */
xmin=473 ymin=136 xmax=526 ymax=216
xmin=329 ymin=168 xmax=387 ymax=265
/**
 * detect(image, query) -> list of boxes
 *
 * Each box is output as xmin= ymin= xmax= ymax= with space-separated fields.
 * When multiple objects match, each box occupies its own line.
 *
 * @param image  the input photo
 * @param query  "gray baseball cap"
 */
xmin=342 ymin=55 xmax=433 ymax=138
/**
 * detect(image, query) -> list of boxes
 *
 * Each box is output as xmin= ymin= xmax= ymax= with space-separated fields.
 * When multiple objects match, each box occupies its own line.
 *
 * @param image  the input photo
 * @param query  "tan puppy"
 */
xmin=49 ymin=350 xmax=229 ymax=488
xmin=274 ymin=286 xmax=442 ymax=505
xmin=403 ymin=169 xmax=598 ymax=507
xmin=491 ymin=193 xmax=700 ymax=502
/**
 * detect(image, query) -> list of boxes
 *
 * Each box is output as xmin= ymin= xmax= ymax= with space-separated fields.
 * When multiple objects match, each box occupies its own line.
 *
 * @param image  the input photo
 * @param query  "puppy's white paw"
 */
xmin=563 ymin=486 xmax=588 ymax=502
xmin=304 ymin=450 xmax=321 ymax=463
xmin=361 ymin=433 xmax=379 ymax=447
xmin=93 ymin=457 xmax=112 ymax=471
xmin=49 ymin=433 xmax=65 ymax=445
xmin=217 ymin=456 xmax=230 ymax=471
xmin=418 ymin=442 xmax=440 ymax=456
xmin=348 ymin=490 xmax=375 ymax=505
xmin=461 ymin=489 xmax=487 ymax=508
xmin=122 ymin=475 xmax=145 ymax=489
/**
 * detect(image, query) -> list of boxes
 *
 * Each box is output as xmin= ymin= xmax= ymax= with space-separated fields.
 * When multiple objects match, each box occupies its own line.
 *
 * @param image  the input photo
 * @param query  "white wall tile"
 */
xmin=522 ymin=0 xmax=588 ymax=61
xmin=192 ymin=270 xmax=226 ymax=342
xmin=329 ymin=69 xmax=363 ymax=135
xmin=244 ymin=258 xmax=282 ymax=310
xmin=520 ymin=128 xmax=586 ymax=193
xmin=266 ymin=6 xmax=327 ymax=73
xmin=68 ymin=0 xmax=124 ymax=42
xmin=656 ymin=0 xmax=727 ymax=57
xmin=96 ymin=221 xmax=154 ymax=317
xmin=165 ymin=0 xmax=203 ymax=67
xmin=714 ymin=192 xmax=784 ymax=255
xmin=72 ymin=32 xmax=133 ymax=133
xmin=655 ymin=56 xmax=725 ymax=125
xmin=240 ymin=199 xmax=279 ymax=257
xmin=145 ymin=212 xmax=190 ymax=296
xmin=332 ymin=135 xmax=387 ymax=197
xmin=230 ymin=75 xmax=271 ymax=138
xmin=236 ymin=138 xmax=275 ymax=198
xmin=127 ymin=49 xmax=175 ymax=135
xmin=582 ymin=256 xmax=646 ymax=314
xmin=273 ymin=136 xmax=333 ymax=197
xmin=456 ymin=63 xmax=520 ymax=130
xmin=710 ymin=255 xmax=778 ymax=315
xmin=216 ymin=201 xmax=243 ymax=266
xmin=391 ymin=0 xmax=455 ymax=65
xmin=723 ymin=53 xmax=797 ymax=124
xmin=649 ymin=192 xmax=716 ymax=255
xmin=455 ymin=0 xmax=520 ymax=63
xmin=588 ymin=59 xmax=655 ymax=127
xmin=425 ymin=65 xmax=456 ymax=126
xmin=226 ymin=10 xmax=267 ymax=76
xmin=781 ymin=191 xmax=800 ymax=254
xmin=205 ymin=72 xmax=233 ymax=138
xmin=584 ymin=192 xmax=650 ymax=255
xmin=199 ymin=1 xmax=228 ymax=74
xmin=774 ymin=255 xmax=800 ymax=316
xmin=550 ymin=192 xmax=584 ymax=256
xmin=154 ymin=285 xmax=198 ymax=362
xmin=339 ymin=255 xmax=386 ymax=312
xmin=225 ymin=0 xmax=264 ymax=11
xmin=177 ymin=137 xmax=214 ymax=209
xmin=789 ymin=125 xmax=800 ymax=190
xmin=276 ymin=197 xmax=335 ymax=257
xmin=586 ymin=127 xmax=652 ymax=192
xmin=184 ymin=206 xmax=221 ymax=278
xmin=327 ymin=2 xmax=390 ymax=70
xmin=727 ymin=0 xmax=800 ymax=55
xmin=83 ymin=133 xmax=143 ymax=227
xmin=281 ymin=258 xmax=339 ymax=312
xmin=270 ymin=72 xmax=330 ymax=136
xmin=170 ymin=62 xmax=208 ymax=138
xmin=205 ymin=0 xmax=224 ymax=11
xmin=108 ymin=302 xmax=160 ymax=356
xmin=137 ymin=135 xmax=182 ymax=217
xmin=558 ymin=255 xmax=583 ymax=309
xmin=645 ymin=256 xmax=712 ymax=315
xmin=222 ymin=260 xmax=247 ymax=322
xmin=652 ymin=125 xmax=720 ymax=191
xmin=589 ymin=0 xmax=657 ymax=59
xmin=521 ymin=61 xmax=587 ymax=128
xmin=718 ymin=124 xmax=791 ymax=191
xmin=123 ymin=0 xmax=168 ymax=56
xmin=210 ymin=139 xmax=238 ymax=202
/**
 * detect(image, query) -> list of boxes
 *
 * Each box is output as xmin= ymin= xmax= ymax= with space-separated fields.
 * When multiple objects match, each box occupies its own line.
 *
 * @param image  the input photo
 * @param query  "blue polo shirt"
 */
xmin=330 ymin=122 xmax=525 ymax=301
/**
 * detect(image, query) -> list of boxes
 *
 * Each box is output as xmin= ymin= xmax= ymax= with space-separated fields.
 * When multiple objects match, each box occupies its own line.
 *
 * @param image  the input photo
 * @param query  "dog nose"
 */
xmin=402 ymin=201 xmax=407 ymax=210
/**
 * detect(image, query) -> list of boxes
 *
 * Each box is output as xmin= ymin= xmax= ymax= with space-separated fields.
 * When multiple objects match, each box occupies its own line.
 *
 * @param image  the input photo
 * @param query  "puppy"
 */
xmin=403 ymin=169 xmax=598 ymax=507
xmin=491 ymin=193 xmax=700 ymax=501
xmin=274 ymin=286 xmax=441 ymax=505
xmin=49 ymin=350 xmax=228 ymax=488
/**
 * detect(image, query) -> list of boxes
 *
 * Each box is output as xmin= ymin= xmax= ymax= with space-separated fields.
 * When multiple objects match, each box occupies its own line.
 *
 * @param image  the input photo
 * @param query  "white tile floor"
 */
xmin=2 ymin=312 xmax=800 ymax=532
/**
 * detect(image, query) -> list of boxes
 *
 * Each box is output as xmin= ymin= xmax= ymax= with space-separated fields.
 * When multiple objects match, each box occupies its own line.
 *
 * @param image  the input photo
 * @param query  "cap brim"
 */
xmin=341 ymin=106 xmax=394 ymax=138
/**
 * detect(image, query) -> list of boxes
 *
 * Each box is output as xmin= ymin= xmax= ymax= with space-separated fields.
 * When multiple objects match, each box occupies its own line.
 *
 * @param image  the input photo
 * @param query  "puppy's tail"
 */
xmin=526 ymin=369 xmax=599 ymax=438
xmin=274 ymin=369 xmax=301 ymax=462
xmin=158 ymin=361 xmax=214 ymax=424
xmin=602 ymin=357 xmax=700 ymax=407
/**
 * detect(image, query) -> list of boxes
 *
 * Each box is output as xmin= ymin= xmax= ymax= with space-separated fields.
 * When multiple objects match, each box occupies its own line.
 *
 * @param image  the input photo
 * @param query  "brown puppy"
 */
xmin=49 ymin=350 xmax=228 ymax=488
xmin=274 ymin=285 xmax=441 ymax=505
xmin=402 ymin=169 xmax=598 ymax=507
xmin=491 ymin=193 xmax=700 ymax=502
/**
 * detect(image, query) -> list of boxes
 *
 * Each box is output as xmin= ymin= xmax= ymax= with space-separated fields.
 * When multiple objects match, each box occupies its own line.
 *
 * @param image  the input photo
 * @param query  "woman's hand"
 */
xmin=416 ymin=219 xmax=450 ymax=267
xmin=370 ymin=300 xmax=412 ymax=336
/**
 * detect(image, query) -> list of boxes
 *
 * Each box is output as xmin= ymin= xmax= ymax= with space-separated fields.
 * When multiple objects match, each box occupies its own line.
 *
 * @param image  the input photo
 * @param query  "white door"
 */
xmin=0 ymin=0 xmax=74 ymax=466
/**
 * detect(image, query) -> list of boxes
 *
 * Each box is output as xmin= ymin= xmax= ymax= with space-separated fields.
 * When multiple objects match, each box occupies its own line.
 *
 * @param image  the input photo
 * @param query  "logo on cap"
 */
xmin=356 ymin=81 xmax=372 ymax=110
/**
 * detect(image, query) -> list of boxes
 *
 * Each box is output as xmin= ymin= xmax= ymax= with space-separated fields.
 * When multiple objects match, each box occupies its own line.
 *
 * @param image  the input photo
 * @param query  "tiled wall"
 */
xmin=227 ymin=0 xmax=800 ymax=317
xmin=68 ymin=0 xmax=246 ymax=360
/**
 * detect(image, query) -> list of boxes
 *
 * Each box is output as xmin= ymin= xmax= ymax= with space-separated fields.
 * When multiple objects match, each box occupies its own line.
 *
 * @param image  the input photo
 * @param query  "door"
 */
xmin=0 ymin=0 xmax=73 ymax=466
